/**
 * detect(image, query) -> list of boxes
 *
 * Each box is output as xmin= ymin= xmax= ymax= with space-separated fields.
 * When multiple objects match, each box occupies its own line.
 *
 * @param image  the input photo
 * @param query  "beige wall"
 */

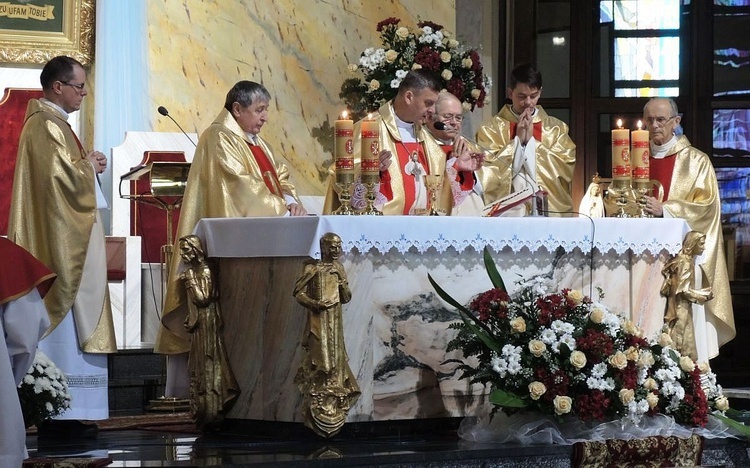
xmin=147 ymin=0 xmax=456 ymax=196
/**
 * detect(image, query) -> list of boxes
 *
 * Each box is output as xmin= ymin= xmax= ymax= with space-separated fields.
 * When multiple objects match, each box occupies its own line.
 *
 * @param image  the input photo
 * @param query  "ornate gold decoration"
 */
xmin=179 ymin=235 xmax=239 ymax=430
xmin=294 ymin=232 xmax=360 ymax=437
xmin=660 ymin=231 xmax=714 ymax=361
xmin=0 ymin=0 xmax=94 ymax=65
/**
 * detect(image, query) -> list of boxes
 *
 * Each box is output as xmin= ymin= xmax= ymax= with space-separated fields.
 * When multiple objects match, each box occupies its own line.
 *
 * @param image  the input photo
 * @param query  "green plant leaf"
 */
xmin=712 ymin=413 xmax=750 ymax=439
xmin=483 ymin=246 xmax=506 ymax=291
xmin=428 ymin=274 xmax=502 ymax=354
xmin=489 ymin=388 xmax=527 ymax=408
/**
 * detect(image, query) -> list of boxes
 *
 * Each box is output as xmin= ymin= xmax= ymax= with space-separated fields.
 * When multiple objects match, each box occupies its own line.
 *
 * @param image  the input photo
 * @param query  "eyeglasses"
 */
xmin=439 ymin=113 xmax=463 ymax=123
xmin=645 ymin=115 xmax=677 ymax=126
xmin=60 ymin=81 xmax=86 ymax=92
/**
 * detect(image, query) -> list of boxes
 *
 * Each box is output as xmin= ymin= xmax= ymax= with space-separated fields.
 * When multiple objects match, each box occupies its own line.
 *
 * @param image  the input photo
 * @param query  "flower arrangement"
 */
xmin=429 ymin=248 xmax=729 ymax=428
xmin=17 ymin=350 xmax=71 ymax=428
xmin=340 ymin=17 xmax=491 ymax=120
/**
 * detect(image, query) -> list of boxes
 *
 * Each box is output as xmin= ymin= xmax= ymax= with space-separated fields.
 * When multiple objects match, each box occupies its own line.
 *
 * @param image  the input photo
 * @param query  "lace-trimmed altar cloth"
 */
xmin=193 ymin=216 xmax=690 ymax=259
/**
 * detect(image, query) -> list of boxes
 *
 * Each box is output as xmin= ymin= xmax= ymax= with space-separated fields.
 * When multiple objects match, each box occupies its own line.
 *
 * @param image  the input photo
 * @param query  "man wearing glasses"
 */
xmin=8 ymin=55 xmax=116 ymax=437
xmin=477 ymin=64 xmax=576 ymax=216
xmin=640 ymin=97 xmax=734 ymax=362
xmin=425 ymin=91 xmax=489 ymax=216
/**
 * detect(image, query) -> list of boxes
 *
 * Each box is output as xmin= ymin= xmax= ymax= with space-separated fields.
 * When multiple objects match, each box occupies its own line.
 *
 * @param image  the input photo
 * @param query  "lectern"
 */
xmin=120 ymin=161 xmax=191 ymax=301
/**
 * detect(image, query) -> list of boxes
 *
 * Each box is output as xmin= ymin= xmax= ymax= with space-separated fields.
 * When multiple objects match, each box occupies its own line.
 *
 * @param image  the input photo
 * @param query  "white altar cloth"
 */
xmin=193 ymin=216 xmax=691 ymax=258
xmin=190 ymin=216 xmax=692 ymax=422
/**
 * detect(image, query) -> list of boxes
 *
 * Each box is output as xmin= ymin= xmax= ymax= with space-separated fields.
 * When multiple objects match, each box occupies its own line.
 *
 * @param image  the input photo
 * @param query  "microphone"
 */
xmin=433 ymin=121 xmax=547 ymax=216
xmin=157 ymin=106 xmax=197 ymax=147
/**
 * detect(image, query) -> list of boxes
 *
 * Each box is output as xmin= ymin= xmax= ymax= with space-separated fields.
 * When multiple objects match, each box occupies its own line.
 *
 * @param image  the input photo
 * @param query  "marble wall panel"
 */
xmin=147 ymin=0 xmax=455 ymax=197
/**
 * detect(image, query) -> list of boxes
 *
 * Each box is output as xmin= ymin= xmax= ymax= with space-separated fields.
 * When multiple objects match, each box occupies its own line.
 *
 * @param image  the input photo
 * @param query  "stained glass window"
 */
xmin=599 ymin=1 xmax=682 ymax=97
xmin=714 ymin=1 xmax=750 ymax=96
xmin=714 ymin=109 xmax=750 ymax=158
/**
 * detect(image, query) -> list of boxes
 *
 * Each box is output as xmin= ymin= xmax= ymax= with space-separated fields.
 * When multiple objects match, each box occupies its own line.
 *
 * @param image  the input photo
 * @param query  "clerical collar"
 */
xmin=509 ymin=106 xmax=538 ymax=120
xmin=651 ymin=135 xmax=678 ymax=159
xmin=245 ymin=132 xmax=259 ymax=145
xmin=41 ymin=98 xmax=69 ymax=120
xmin=392 ymin=104 xmax=417 ymax=143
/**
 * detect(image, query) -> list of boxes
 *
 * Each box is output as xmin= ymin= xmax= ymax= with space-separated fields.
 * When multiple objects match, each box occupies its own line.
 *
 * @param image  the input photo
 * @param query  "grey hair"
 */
xmin=644 ymin=97 xmax=679 ymax=116
xmin=224 ymin=81 xmax=271 ymax=111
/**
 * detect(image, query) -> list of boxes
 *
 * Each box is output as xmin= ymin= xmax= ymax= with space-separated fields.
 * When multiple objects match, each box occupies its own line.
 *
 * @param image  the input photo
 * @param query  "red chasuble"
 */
xmin=509 ymin=121 xmax=543 ymax=142
xmin=649 ymin=154 xmax=677 ymax=201
xmin=0 ymin=237 xmax=55 ymax=304
xmin=381 ymin=142 xmax=429 ymax=215
xmin=247 ymin=143 xmax=282 ymax=196
xmin=440 ymin=144 xmax=474 ymax=191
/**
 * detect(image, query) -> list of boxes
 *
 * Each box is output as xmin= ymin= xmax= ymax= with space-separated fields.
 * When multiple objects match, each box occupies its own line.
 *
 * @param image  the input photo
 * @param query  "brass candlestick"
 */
xmin=633 ymin=179 xmax=652 ymax=218
xmin=332 ymin=174 xmax=356 ymax=215
xmin=424 ymin=174 xmax=443 ymax=216
xmin=611 ymin=179 xmax=633 ymax=218
xmin=360 ymin=173 xmax=382 ymax=216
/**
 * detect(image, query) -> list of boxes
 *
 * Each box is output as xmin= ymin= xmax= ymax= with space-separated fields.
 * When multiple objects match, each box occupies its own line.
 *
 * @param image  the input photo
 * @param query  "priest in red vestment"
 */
xmin=158 ymin=81 xmax=307 ymax=395
xmin=323 ymin=70 xmax=482 ymax=215
xmin=0 ymin=238 xmax=55 ymax=465
xmin=641 ymin=97 xmax=734 ymax=361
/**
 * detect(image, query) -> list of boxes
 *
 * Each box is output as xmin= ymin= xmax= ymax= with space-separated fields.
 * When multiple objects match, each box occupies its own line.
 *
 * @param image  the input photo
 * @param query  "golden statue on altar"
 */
xmin=660 ymin=231 xmax=714 ymax=361
xmin=293 ymin=232 xmax=360 ymax=437
xmin=179 ymin=235 xmax=239 ymax=430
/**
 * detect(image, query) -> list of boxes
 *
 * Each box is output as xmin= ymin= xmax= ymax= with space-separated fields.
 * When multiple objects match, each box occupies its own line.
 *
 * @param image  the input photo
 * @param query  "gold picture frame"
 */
xmin=0 ymin=0 xmax=94 ymax=65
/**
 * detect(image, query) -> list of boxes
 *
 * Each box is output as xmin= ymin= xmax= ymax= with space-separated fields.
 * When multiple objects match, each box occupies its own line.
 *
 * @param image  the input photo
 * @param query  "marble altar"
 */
xmin=192 ymin=216 xmax=691 ymax=422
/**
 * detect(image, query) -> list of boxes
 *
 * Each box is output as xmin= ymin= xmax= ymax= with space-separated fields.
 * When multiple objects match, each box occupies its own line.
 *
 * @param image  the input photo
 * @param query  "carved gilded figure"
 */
xmin=293 ymin=233 xmax=360 ymax=437
xmin=179 ymin=235 xmax=239 ymax=430
xmin=660 ymin=231 xmax=713 ymax=361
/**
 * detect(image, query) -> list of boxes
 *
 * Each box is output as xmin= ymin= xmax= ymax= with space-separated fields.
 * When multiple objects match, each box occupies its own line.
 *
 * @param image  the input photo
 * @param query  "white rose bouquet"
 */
xmin=17 ymin=350 xmax=71 ymax=428
xmin=340 ymin=17 xmax=491 ymax=120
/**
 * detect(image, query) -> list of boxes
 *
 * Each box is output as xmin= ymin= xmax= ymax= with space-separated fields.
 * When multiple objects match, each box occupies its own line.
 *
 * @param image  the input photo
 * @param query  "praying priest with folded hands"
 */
xmin=477 ymin=63 xmax=576 ymax=216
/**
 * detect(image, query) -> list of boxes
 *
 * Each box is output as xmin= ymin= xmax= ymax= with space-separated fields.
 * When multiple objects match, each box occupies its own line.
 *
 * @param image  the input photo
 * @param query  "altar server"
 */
xmin=8 ymin=55 xmax=116 ymax=435
xmin=641 ymin=97 xmax=734 ymax=360
xmin=158 ymin=81 xmax=306 ymax=391
xmin=477 ymin=64 xmax=576 ymax=216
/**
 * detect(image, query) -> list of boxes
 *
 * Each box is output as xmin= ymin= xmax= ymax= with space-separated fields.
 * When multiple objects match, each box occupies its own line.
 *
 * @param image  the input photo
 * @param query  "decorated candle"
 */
xmin=611 ymin=119 xmax=631 ymax=181
xmin=360 ymin=115 xmax=380 ymax=177
xmin=631 ymin=120 xmax=650 ymax=181
xmin=334 ymin=111 xmax=354 ymax=176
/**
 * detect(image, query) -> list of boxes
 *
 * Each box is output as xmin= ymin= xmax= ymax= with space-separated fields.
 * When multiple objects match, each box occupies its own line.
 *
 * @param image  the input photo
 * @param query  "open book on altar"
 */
xmin=482 ymin=186 xmax=536 ymax=217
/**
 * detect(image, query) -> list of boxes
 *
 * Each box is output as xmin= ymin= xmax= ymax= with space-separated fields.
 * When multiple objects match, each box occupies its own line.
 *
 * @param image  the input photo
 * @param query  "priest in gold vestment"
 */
xmin=477 ymin=64 xmax=576 ymax=215
xmin=8 ymin=56 xmax=116 ymax=430
xmin=640 ymin=97 xmax=734 ymax=361
xmin=158 ymin=82 xmax=306 ymax=392
xmin=323 ymin=70 xmax=482 ymax=215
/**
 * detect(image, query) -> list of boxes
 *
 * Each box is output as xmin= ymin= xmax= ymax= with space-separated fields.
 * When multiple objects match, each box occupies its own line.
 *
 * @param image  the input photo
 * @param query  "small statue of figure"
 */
xmin=578 ymin=173 xmax=605 ymax=218
xmin=660 ymin=231 xmax=714 ymax=361
xmin=179 ymin=235 xmax=239 ymax=430
xmin=293 ymin=232 xmax=360 ymax=437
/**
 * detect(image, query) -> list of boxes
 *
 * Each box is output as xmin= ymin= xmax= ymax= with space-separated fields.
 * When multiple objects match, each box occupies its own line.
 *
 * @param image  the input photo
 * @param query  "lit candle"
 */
xmin=334 ymin=111 xmax=354 ymax=177
xmin=360 ymin=114 xmax=380 ymax=179
xmin=631 ymin=120 xmax=650 ymax=181
xmin=611 ymin=119 xmax=631 ymax=181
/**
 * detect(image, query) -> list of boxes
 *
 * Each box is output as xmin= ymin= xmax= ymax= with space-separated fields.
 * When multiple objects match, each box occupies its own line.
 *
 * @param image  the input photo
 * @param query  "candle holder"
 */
xmin=633 ymin=179 xmax=652 ymax=218
xmin=332 ymin=173 xmax=356 ymax=215
xmin=610 ymin=179 xmax=633 ymax=218
xmin=359 ymin=173 xmax=382 ymax=216
xmin=424 ymin=174 xmax=443 ymax=216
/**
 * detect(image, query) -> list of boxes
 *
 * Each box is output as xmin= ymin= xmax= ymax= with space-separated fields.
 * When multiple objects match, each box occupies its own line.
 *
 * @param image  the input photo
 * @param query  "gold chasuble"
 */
xmin=653 ymin=136 xmax=734 ymax=357
xmin=157 ymin=108 xmax=301 ymax=354
xmin=323 ymin=102 xmax=452 ymax=215
xmin=8 ymin=99 xmax=115 ymax=353
xmin=476 ymin=104 xmax=576 ymax=215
